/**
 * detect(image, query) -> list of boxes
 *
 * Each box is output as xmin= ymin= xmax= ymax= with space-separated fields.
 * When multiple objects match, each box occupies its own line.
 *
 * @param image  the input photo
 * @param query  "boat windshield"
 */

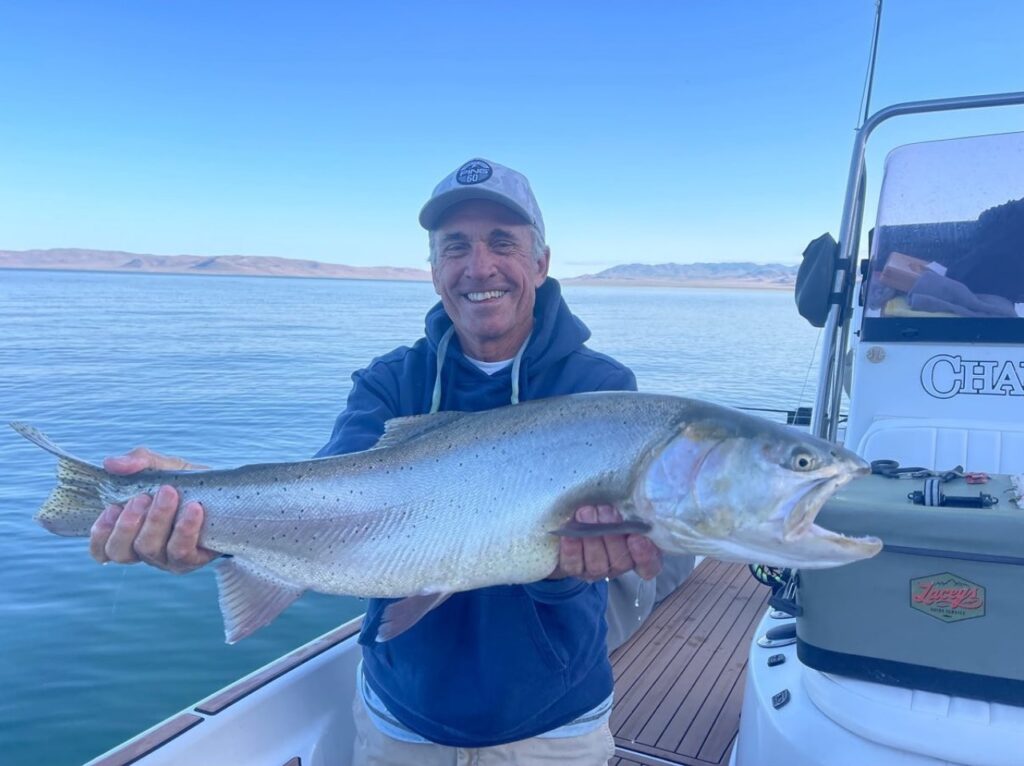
xmin=863 ymin=130 xmax=1024 ymax=342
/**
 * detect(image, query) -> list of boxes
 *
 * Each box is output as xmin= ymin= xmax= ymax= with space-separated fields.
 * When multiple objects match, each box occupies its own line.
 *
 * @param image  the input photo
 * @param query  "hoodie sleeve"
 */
xmin=562 ymin=356 xmax=638 ymax=396
xmin=315 ymin=364 xmax=399 ymax=458
xmin=524 ymin=576 xmax=592 ymax=603
xmin=596 ymin=367 xmax=638 ymax=393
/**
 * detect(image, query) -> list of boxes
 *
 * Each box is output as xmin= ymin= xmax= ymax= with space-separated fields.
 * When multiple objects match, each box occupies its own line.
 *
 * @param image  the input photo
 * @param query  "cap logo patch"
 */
xmin=456 ymin=160 xmax=492 ymax=185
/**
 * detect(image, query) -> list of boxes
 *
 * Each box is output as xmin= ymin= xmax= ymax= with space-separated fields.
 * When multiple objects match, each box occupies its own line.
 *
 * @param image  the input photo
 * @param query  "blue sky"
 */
xmin=2 ymin=1 xmax=1024 ymax=278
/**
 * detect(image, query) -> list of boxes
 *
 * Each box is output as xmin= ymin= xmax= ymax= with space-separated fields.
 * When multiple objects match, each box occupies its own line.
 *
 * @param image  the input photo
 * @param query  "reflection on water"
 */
xmin=0 ymin=270 xmax=819 ymax=765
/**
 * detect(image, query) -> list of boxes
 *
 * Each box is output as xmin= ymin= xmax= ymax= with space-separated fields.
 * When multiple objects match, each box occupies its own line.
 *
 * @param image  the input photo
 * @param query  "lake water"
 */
xmin=0 ymin=269 xmax=821 ymax=765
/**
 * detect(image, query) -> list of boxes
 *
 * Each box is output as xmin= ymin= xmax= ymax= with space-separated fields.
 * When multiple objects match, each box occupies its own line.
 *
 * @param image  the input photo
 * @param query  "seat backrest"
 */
xmin=852 ymin=417 xmax=1024 ymax=474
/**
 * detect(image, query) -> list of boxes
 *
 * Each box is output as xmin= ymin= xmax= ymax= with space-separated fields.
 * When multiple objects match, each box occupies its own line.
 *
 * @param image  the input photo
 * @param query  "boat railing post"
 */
xmin=812 ymin=127 xmax=868 ymax=442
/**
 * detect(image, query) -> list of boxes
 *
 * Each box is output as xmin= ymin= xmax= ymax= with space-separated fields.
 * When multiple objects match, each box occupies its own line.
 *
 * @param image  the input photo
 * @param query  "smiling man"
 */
xmin=319 ymin=158 xmax=664 ymax=764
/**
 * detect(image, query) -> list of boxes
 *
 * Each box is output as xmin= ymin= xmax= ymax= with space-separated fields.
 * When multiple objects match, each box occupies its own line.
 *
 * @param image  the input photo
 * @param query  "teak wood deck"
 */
xmin=608 ymin=559 xmax=771 ymax=766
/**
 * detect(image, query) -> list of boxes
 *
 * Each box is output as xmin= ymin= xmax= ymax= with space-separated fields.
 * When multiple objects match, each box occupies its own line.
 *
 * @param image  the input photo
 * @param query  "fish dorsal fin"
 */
xmin=373 ymin=411 xmax=469 ymax=449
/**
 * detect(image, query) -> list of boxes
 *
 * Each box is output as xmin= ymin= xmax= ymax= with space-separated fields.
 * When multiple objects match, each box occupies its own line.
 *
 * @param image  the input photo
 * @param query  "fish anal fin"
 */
xmin=214 ymin=557 xmax=304 ymax=643
xmin=552 ymin=519 xmax=653 ymax=538
xmin=376 ymin=592 xmax=453 ymax=642
xmin=373 ymin=411 xmax=469 ymax=449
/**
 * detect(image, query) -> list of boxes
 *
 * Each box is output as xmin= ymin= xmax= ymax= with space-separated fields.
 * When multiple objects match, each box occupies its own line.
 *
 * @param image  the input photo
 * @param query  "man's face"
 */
xmin=431 ymin=199 xmax=550 ymax=362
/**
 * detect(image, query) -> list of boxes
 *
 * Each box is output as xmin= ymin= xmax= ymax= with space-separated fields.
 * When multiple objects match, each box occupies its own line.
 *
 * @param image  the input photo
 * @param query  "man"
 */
xmin=90 ymin=158 xmax=666 ymax=763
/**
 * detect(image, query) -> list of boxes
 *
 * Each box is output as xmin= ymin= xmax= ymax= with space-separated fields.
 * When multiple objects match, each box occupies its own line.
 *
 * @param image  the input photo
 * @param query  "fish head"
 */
xmin=635 ymin=406 xmax=881 ymax=569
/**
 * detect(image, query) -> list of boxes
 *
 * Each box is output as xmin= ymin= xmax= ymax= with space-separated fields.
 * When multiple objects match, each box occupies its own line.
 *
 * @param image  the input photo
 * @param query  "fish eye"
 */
xmin=790 ymin=450 xmax=817 ymax=472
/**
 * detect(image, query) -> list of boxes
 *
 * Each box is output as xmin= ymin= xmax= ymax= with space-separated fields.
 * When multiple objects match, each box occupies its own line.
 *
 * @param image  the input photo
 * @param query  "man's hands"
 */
xmin=89 ymin=446 xmax=217 ymax=574
xmin=549 ymin=504 xmax=662 ymax=582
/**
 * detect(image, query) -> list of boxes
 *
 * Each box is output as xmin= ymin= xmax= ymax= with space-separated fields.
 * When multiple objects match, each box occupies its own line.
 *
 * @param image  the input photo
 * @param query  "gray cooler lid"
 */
xmin=818 ymin=474 xmax=1024 ymax=562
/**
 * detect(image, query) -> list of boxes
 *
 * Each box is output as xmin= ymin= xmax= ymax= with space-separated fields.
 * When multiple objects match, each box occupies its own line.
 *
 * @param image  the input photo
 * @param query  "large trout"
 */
xmin=13 ymin=392 xmax=881 ymax=642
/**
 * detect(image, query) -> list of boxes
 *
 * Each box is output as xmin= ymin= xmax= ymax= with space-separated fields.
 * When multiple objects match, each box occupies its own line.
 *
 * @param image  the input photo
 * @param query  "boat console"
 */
xmin=733 ymin=98 xmax=1024 ymax=766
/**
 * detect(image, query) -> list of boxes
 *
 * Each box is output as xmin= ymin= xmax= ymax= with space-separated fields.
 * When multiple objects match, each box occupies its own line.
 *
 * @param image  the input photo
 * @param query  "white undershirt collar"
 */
xmin=465 ymin=355 xmax=514 ymax=375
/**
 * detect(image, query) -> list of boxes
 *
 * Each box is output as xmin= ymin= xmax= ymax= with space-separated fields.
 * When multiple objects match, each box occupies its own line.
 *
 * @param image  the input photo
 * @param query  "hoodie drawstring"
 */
xmin=430 ymin=327 xmax=530 ymax=412
xmin=509 ymin=338 xmax=528 ymax=405
xmin=429 ymin=327 xmax=455 ymax=414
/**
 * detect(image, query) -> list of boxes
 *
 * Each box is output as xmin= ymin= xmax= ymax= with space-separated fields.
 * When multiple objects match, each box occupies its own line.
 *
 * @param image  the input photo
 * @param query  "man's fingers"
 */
xmin=161 ymin=455 xmax=207 ymax=471
xmin=103 ymin=447 xmax=206 ymax=476
xmin=556 ymin=536 xmax=584 ymax=579
xmin=596 ymin=505 xmax=632 ymax=578
xmin=554 ymin=505 xmax=664 ymax=582
xmin=103 ymin=494 xmax=152 ymax=563
xmin=89 ymin=505 xmax=122 ymax=563
xmin=132 ymin=486 xmax=179 ymax=566
xmin=580 ymin=539 xmax=609 ymax=580
xmin=103 ymin=454 xmax=151 ymax=475
xmin=578 ymin=506 xmax=610 ymax=580
xmin=628 ymin=535 xmax=663 ymax=580
xmin=165 ymin=502 xmax=217 ymax=573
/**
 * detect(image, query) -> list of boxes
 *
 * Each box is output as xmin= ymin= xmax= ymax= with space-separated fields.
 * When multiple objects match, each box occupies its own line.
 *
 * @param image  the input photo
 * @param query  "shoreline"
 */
xmin=0 ymin=264 xmax=431 ymax=284
xmin=0 ymin=265 xmax=795 ymax=291
xmin=562 ymin=277 xmax=794 ymax=290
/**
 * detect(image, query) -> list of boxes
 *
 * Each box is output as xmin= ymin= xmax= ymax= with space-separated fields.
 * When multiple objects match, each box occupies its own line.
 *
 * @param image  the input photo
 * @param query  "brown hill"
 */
xmin=0 ymin=248 xmax=431 ymax=282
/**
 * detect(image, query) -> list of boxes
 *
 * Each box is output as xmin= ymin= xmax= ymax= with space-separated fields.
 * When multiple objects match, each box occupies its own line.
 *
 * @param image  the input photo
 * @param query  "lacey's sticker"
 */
xmin=910 ymin=572 xmax=985 ymax=623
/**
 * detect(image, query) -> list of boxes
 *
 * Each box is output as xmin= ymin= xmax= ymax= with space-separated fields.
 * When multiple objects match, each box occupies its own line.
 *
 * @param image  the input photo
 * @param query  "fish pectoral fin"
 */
xmin=552 ymin=519 xmax=653 ymax=538
xmin=214 ymin=557 xmax=305 ymax=644
xmin=376 ymin=592 xmax=453 ymax=642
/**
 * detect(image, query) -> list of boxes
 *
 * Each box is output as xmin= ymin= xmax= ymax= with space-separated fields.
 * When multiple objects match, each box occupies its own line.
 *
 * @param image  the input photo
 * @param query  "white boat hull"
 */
xmin=88 ymin=618 xmax=363 ymax=766
xmin=731 ymin=609 xmax=1024 ymax=766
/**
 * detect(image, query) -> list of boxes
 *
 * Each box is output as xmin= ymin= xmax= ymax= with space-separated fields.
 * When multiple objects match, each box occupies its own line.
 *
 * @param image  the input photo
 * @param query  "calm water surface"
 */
xmin=0 ymin=270 xmax=821 ymax=765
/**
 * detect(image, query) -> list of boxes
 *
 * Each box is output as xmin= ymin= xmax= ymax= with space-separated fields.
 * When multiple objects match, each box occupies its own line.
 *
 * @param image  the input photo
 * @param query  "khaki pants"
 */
xmin=350 ymin=693 xmax=616 ymax=765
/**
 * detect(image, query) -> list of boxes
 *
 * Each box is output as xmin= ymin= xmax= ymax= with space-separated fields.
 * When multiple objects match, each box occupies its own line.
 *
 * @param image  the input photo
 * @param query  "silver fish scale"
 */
xmin=117 ymin=393 xmax=690 ymax=597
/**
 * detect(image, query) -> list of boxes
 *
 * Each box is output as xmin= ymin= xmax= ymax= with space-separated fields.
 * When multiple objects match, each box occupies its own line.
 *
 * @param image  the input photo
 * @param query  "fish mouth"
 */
xmin=779 ymin=452 xmax=869 ymax=540
xmin=781 ymin=473 xmax=854 ymax=541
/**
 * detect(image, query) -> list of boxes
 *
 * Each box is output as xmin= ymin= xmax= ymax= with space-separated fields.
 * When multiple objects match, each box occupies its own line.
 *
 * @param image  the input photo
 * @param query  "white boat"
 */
xmin=88 ymin=13 xmax=1024 ymax=766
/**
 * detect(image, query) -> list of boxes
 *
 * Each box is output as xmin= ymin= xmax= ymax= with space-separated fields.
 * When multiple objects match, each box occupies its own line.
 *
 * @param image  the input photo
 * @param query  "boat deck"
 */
xmin=609 ymin=559 xmax=771 ymax=766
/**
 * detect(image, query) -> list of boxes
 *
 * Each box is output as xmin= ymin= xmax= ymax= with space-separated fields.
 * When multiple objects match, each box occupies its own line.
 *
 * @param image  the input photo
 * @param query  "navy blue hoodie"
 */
xmin=317 ymin=278 xmax=636 ymax=747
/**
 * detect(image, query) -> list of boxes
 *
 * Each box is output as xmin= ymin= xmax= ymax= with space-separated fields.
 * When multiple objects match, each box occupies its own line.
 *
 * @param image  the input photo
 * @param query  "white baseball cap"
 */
xmin=419 ymin=158 xmax=546 ymax=240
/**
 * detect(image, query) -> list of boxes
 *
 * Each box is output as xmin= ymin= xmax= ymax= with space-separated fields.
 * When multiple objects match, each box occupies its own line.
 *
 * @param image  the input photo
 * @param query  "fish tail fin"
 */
xmin=11 ymin=422 xmax=114 ymax=537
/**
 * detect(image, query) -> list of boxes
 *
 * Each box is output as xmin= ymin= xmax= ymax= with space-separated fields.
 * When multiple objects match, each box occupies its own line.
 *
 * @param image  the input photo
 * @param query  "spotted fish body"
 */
xmin=13 ymin=392 xmax=882 ymax=642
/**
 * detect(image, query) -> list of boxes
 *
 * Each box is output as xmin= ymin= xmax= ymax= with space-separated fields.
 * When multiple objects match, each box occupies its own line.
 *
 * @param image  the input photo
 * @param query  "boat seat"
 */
xmin=851 ymin=417 xmax=1024 ymax=475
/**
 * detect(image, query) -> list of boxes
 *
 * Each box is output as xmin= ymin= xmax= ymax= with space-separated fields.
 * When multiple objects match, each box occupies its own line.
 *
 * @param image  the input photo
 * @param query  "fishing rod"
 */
xmin=811 ymin=0 xmax=885 ymax=441
xmin=858 ymin=0 xmax=884 ymax=128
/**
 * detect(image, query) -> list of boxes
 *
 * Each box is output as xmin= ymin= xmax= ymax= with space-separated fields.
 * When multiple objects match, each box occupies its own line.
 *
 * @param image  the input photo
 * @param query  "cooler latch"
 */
xmin=909 ymin=477 xmax=998 ymax=508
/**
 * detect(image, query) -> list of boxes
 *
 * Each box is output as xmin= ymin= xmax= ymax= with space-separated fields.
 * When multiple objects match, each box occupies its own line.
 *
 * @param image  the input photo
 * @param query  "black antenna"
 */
xmin=858 ymin=0 xmax=884 ymax=127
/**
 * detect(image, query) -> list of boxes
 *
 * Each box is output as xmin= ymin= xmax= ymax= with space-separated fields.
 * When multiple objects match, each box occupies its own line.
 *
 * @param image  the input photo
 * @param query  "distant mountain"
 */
xmin=567 ymin=261 xmax=798 ymax=288
xmin=1 ymin=249 xmax=800 ymax=289
xmin=0 ymin=248 xmax=432 ymax=282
